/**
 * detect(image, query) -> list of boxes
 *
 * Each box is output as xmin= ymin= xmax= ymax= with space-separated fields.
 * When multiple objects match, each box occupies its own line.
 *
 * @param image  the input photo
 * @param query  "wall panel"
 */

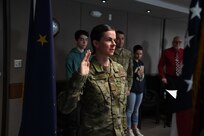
xmin=52 ymin=0 xmax=81 ymax=80
xmin=81 ymin=3 xmax=127 ymax=36
xmin=127 ymin=13 xmax=163 ymax=74
xmin=164 ymin=19 xmax=187 ymax=49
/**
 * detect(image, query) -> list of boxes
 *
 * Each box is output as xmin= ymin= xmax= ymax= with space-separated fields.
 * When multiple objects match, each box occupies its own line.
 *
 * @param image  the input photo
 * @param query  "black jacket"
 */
xmin=131 ymin=59 xmax=145 ymax=94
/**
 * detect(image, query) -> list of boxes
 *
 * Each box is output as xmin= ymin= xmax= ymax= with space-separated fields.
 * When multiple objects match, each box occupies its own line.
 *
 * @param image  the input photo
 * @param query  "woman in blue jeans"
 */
xmin=127 ymin=45 xmax=145 ymax=136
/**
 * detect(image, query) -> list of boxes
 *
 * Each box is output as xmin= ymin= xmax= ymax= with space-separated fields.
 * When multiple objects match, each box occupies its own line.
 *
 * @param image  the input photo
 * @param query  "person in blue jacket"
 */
xmin=63 ymin=30 xmax=89 ymax=136
xmin=127 ymin=45 xmax=145 ymax=136
xmin=65 ymin=30 xmax=89 ymax=79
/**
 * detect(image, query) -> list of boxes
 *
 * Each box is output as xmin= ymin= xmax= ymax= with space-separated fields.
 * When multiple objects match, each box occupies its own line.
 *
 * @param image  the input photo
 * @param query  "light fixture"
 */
xmin=108 ymin=14 xmax=112 ymax=21
xmin=90 ymin=11 xmax=102 ymax=18
xmin=146 ymin=10 xmax=151 ymax=13
xmin=101 ymin=0 xmax=107 ymax=3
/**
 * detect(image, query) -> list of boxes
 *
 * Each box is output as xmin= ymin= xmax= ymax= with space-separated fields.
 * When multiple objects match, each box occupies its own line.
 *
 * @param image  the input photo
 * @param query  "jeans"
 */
xmin=126 ymin=92 xmax=143 ymax=128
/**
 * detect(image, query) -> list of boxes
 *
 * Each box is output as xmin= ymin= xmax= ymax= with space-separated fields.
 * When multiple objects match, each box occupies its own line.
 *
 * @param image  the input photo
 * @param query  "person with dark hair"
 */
xmin=65 ymin=30 xmax=89 ymax=79
xmin=61 ymin=30 xmax=89 ymax=136
xmin=126 ymin=45 xmax=145 ymax=136
xmin=111 ymin=30 xmax=133 ymax=93
xmin=110 ymin=30 xmax=133 ymax=134
xmin=58 ymin=24 xmax=128 ymax=136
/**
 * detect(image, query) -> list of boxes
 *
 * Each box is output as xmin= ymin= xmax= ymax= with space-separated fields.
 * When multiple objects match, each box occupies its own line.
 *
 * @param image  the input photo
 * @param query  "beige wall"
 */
xmin=127 ymin=13 xmax=163 ymax=74
xmin=52 ymin=0 xmax=81 ymax=80
xmin=165 ymin=19 xmax=187 ymax=49
xmin=1 ymin=0 xmax=188 ymax=135
xmin=8 ymin=0 xmax=188 ymax=82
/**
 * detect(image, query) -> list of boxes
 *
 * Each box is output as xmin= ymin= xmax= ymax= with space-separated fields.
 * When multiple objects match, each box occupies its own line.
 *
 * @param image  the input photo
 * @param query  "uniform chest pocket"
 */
xmin=113 ymin=73 xmax=126 ymax=90
xmin=88 ymin=75 xmax=111 ymax=103
xmin=113 ymin=73 xmax=127 ymax=104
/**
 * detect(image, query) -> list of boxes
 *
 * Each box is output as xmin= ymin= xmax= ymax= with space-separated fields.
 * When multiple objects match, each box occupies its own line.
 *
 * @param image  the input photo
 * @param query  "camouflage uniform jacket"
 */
xmin=58 ymin=57 xmax=128 ymax=136
xmin=111 ymin=48 xmax=133 ymax=91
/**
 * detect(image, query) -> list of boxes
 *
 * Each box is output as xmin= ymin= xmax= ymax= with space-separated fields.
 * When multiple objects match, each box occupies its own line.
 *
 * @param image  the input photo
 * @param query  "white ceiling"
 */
xmin=73 ymin=0 xmax=191 ymax=21
xmin=161 ymin=0 xmax=190 ymax=8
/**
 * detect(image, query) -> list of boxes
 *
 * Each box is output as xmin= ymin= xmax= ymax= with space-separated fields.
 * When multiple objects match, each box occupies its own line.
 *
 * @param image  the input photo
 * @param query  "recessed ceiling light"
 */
xmin=146 ymin=10 xmax=151 ymax=13
xmin=101 ymin=0 xmax=107 ymax=3
xmin=90 ymin=11 xmax=102 ymax=18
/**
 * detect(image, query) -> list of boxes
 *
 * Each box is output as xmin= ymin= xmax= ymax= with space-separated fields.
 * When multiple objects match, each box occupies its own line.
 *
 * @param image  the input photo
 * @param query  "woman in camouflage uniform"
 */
xmin=58 ymin=24 xmax=128 ymax=136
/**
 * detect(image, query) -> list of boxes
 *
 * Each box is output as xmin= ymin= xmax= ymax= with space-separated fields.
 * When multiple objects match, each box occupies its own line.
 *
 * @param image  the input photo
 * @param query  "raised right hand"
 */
xmin=79 ymin=50 xmax=91 ymax=76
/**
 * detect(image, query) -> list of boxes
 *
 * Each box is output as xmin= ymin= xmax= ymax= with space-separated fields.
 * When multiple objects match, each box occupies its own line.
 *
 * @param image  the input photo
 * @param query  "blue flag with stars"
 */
xmin=173 ymin=0 xmax=203 ymax=136
xmin=18 ymin=0 xmax=57 ymax=135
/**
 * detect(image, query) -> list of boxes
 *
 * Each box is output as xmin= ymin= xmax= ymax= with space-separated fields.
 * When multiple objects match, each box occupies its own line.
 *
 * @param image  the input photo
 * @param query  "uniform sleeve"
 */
xmin=127 ymin=54 xmax=133 ymax=91
xmin=58 ymin=72 xmax=88 ymax=114
xmin=65 ymin=54 xmax=74 ymax=79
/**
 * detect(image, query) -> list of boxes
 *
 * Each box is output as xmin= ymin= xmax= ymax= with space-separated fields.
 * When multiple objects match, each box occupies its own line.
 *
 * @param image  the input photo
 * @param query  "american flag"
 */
xmin=175 ymin=0 xmax=204 ymax=136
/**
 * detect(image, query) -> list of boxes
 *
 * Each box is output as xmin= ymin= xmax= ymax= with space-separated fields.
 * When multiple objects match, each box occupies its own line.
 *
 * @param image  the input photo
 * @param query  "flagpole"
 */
xmin=33 ymin=0 xmax=36 ymax=19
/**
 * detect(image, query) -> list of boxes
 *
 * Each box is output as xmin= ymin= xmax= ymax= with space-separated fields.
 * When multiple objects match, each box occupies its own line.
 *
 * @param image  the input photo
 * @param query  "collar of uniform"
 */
xmin=91 ymin=57 xmax=105 ymax=72
xmin=110 ymin=58 xmax=120 ymax=73
xmin=114 ymin=47 xmax=123 ymax=55
xmin=91 ymin=57 xmax=120 ymax=73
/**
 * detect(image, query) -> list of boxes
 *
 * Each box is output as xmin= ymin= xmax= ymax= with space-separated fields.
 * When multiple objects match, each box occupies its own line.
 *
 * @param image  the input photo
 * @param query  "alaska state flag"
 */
xmin=18 ymin=0 xmax=57 ymax=136
xmin=173 ymin=0 xmax=204 ymax=136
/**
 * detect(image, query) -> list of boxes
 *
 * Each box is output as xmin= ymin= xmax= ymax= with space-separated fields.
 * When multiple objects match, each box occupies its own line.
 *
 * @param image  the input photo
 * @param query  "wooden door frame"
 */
xmin=1 ymin=0 xmax=10 ymax=135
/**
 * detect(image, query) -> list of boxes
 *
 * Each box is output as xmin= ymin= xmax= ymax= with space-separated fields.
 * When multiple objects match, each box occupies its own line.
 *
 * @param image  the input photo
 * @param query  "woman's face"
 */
xmin=134 ymin=49 xmax=143 ymax=60
xmin=94 ymin=30 xmax=116 ymax=56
